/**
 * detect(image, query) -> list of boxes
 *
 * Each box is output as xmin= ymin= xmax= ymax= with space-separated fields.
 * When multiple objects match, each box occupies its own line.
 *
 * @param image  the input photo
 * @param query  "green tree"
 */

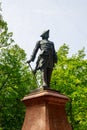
xmin=0 ymin=19 xmax=36 ymax=130
xmin=51 ymin=44 xmax=87 ymax=130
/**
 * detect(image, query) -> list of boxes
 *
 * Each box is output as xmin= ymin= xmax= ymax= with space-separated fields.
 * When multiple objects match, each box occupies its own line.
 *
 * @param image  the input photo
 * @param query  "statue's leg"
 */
xmin=47 ymin=68 xmax=53 ymax=88
xmin=41 ymin=68 xmax=48 ymax=88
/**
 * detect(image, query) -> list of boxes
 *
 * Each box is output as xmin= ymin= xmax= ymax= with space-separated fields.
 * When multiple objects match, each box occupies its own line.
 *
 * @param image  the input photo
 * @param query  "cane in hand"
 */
xmin=27 ymin=61 xmax=40 ymax=88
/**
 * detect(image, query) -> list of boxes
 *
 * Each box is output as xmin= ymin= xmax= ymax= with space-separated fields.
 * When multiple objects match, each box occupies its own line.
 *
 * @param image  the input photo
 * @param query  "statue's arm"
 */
xmin=29 ymin=41 xmax=40 ymax=62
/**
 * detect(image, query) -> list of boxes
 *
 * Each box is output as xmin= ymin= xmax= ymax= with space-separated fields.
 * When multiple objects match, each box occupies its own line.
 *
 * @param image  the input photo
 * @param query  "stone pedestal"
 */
xmin=21 ymin=89 xmax=72 ymax=130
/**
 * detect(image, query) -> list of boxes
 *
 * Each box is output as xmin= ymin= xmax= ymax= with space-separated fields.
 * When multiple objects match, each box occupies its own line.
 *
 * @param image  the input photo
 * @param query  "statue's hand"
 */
xmin=26 ymin=60 xmax=31 ymax=64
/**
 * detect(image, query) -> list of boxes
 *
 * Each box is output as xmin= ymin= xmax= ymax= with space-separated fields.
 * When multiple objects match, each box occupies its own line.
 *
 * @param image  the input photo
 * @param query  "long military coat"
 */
xmin=30 ymin=39 xmax=57 ymax=70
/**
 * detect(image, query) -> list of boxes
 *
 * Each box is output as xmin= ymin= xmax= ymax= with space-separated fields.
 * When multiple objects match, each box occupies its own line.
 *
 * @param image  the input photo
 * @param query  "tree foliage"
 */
xmin=0 ymin=20 xmax=36 ymax=130
xmin=51 ymin=44 xmax=87 ymax=130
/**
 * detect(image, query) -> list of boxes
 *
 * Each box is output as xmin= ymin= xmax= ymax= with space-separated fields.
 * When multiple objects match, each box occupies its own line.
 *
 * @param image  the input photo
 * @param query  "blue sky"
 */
xmin=1 ymin=0 xmax=87 ymax=59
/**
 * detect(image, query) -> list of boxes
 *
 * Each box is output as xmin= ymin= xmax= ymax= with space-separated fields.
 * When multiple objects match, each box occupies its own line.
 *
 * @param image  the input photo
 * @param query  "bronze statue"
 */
xmin=27 ymin=30 xmax=57 ymax=88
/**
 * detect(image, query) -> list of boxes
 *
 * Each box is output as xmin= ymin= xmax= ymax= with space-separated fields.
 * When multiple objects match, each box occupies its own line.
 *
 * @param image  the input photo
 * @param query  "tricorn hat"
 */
xmin=40 ymin=29 xmax=49 ymax=37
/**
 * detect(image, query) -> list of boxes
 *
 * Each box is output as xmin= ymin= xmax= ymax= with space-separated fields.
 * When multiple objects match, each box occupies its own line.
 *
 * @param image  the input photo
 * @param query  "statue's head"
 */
xmin=40 ymin=30 xmax=49 ymax=39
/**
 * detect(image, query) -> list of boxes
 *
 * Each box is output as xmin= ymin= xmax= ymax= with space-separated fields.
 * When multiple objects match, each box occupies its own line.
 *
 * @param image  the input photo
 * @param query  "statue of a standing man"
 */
xmin=27 ymin=30 xmax=57 ymax=88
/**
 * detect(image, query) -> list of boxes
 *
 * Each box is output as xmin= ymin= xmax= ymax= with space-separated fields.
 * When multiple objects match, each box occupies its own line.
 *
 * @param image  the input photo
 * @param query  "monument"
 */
xmin=27 ymin=29 xmax=57 ymax=88
xmin=21 ymin=30 xmax=72 ymax=130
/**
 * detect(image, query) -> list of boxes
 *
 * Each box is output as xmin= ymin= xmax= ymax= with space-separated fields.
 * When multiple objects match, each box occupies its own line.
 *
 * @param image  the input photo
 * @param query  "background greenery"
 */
xmin=0 ymin=18 xmax=87 ymax=130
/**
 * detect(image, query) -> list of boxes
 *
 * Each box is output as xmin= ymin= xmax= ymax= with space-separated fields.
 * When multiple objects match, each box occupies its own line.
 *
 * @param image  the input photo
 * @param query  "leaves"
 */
xmin=0 ymin=20 xmax=36 ymax=130
xmin=0 ymin=20 xmax=14 ymax=48
xmin=51 ymin=44 xmax=87 ymax=130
